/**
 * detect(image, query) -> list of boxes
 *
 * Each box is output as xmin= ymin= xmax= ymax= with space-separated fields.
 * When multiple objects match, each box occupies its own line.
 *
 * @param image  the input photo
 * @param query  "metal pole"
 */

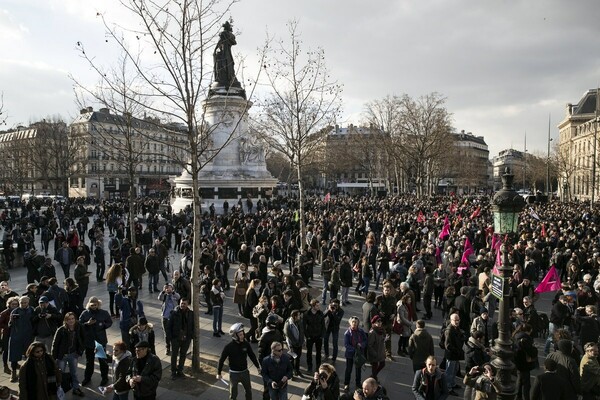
xmin=593 ymin=88 xmax=598 ymax=204
xmin=523 ymin=133 xmax=527 ymax=192
xmin=547 ymin=114 xmax=551 ymax=196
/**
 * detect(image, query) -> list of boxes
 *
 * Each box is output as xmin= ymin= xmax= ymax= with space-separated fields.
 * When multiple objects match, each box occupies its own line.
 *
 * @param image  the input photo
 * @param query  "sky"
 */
xmin=1 ymin=0 xmax=600 ymax=157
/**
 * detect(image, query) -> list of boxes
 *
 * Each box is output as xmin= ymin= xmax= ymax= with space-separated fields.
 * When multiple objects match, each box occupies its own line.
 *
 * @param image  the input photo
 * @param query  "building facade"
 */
xmin=0 ymin=121 xmax=69 ymax=196
xmin=69 ymin=107 xmax=188 ymax=199
xmin=558 ymin=89 xmax=599 ymax=201
xmin=441 ymin=130 xmax=490 ymax=194
xmin=492 ymin=148 xmax=527 ymax=191
xmin=323 ymin=124 xmax=389 ymax=195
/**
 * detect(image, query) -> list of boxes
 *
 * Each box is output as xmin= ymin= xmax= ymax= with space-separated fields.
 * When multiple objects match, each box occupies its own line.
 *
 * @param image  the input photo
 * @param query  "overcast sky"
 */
xmin=2 ymin=0 xmax=600 ymax=157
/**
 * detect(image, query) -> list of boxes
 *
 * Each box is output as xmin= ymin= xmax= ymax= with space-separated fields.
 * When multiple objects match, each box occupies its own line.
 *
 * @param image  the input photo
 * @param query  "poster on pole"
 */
xmin=491 ymin=274 xmax=504 ymax=300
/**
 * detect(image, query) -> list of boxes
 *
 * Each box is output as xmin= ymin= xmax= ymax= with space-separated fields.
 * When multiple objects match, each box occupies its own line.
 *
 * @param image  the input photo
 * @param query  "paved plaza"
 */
xmin=0 ymin=219 xmax=550 ymax=399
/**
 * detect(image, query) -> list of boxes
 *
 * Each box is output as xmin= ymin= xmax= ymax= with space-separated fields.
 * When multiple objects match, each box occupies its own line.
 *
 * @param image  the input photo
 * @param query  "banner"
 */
xmin=534 ymin=265 xmax=561 ymax=294
xmin=461 ymin=237 xmax=474 ymax=264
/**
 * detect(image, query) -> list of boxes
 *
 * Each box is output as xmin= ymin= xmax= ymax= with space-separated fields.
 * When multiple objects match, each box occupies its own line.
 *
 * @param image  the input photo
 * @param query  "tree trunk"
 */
xmin=297 ymin=164 xmax=305 ymax=250
xmin=191 ymin=168 xmax=203 ymax=371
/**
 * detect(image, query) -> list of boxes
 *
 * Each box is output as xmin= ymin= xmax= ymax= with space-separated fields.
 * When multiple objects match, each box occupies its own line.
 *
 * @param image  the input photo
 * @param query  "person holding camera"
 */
xmin=31 ymin=296 xmax=61 ymax=354
xmin=463 ymin=364 xmax=501 ymax=400
xmin=303 ymin=362 xmax=340 ymax=400
xmin=261 ymin=341 xmax=293 ymax=400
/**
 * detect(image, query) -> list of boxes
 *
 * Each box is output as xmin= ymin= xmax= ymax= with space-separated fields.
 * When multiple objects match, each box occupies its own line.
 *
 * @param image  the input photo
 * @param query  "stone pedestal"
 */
xmin=171 ymin=94 xmax=277 ymax=214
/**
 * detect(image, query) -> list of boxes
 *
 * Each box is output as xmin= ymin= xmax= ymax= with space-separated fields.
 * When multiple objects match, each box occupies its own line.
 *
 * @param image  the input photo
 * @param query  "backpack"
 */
xmin=439 ymin=322 xmax=447 ymax=349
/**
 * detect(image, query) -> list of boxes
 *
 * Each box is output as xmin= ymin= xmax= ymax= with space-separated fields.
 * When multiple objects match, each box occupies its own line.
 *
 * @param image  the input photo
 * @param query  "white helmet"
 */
xmin=230 ymin=323 xmax=245 ymax=340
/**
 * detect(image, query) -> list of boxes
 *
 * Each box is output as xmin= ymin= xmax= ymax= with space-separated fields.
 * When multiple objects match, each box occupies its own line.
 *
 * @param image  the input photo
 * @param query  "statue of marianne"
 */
xmin=213 ymin=21 xmax=241 ymax=88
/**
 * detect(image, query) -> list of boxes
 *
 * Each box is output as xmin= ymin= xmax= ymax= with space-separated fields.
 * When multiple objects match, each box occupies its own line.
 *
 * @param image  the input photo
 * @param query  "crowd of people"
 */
xmin=0 ymin=194 xmax=599 ymax=399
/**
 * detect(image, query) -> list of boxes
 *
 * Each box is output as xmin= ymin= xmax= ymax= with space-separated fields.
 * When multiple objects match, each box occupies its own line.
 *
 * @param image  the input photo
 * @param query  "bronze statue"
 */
xmin=213 ymin=21 xmax=241 ymax=88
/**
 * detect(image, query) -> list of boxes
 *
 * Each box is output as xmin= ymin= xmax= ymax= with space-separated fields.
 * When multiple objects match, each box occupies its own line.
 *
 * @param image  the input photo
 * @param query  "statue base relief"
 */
xmin=171 ymin=90 xmax=277 ymax=214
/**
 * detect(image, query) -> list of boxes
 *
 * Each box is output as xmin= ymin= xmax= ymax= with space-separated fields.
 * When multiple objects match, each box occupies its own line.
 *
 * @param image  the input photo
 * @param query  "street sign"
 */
xmin=491 ymin=274 xmax=504 ymax=300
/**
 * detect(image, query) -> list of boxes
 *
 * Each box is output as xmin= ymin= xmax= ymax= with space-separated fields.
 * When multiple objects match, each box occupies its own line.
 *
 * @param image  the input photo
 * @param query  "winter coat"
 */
xmin=367 ymin=328 xmax=385 ymax=363
xmin=303 ymin=309 xmax=325 ymax=339
xmin=547 ymin=340 xmax=580 ymax=399
xmin=464 ymin=337 xmax=490 ymax=371
xmin=8 ymin=306 xmax=34 ymax=363
xmin=79 ymin=307 xmax=112 ymax=347
xmin=396 ymin=301 xmax=413 ymax=338
xmin=412 ymin=367 xmax=448 ymax=400
xmin=52 ymin=323 xmax=85 ymax=359
xmin=343 ymin=327 xmax=367 ymax=359
xmin=283 ymin=317 xmax=304 ymax=348
xmin=444 ymin=324 xmax=465 ymax=361
xmin=129 ymin=353 xmax=162 ymax=398
xmin=408 ymin=327 xmax=435 ymax=370
xmin=115 ymin=294 xmax=145 ymax=331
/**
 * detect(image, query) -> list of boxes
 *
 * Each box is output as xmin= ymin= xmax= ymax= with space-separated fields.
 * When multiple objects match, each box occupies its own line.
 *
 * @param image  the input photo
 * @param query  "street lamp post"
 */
xmin=491 ymin=167 xmax=525 ymax=400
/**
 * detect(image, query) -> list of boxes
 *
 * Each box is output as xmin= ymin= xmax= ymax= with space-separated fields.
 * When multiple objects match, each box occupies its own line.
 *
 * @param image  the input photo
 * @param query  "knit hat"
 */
xmin=480 ymin=307 xmax=488 ymax=315
xmin=371 ymin=315 xmax=381 ymax=324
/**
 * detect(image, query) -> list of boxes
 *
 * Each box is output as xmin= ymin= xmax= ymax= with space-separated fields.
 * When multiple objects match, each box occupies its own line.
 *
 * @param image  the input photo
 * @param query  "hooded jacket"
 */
xmin=547 ymin=339 xmax=580 ymax=399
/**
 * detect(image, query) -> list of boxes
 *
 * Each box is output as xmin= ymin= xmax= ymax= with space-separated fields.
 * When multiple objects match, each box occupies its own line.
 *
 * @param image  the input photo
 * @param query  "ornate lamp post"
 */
xmin=491 ymin=167 xmax=525 ymax=399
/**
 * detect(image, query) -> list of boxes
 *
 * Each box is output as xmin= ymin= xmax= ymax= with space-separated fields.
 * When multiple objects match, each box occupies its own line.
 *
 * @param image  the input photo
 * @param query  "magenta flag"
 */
xmin=439 ymin=216 xmax=450 ymax=240
xmin=535 ymin=266 xmax=561 ymax=294
xmin=461 ymin=237 xmax=474 ymax=264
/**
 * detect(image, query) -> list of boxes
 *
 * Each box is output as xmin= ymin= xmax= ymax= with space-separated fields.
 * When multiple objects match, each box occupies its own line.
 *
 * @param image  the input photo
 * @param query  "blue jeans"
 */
xmin=213 ymin=305 xmax=223 ymax=333
xmin=360 ymin=277 xmax=370 ymax=295
xmin=267 ymin=386 xmax=287 ymax=400
xmin=375 ymin=270 xmax=388 ymax=289
xmin=58 ymin=353 xmax=81 ymax=390
xmin=445 ymin=359 xmax=459 ymax=388
xmin=323 ymin=329 xmax=339 ymax=361
xmin=544 ymin=322 xmax=557 ymax=354
xmin=148 ymin=273 xmax=159 ymax=290
xmin=322 ymin=279 xmax=330 ymax=303
xmin=344 ymin=356 xmax=362 ymax=387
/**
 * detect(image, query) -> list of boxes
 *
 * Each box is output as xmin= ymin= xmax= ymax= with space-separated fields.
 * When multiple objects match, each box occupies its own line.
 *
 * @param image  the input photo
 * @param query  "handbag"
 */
xmin=392 ymin=318 xmax=404 ymax=335
xmin=353 ymin=348 xmax=367 ymax=370
xmin=236 ymin=286 xmax=247 ymax=296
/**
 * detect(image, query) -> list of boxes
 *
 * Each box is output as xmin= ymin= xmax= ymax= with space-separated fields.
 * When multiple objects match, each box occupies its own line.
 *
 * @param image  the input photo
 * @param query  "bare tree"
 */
xmin=395 ymin=93 xmax=453 ymax=197
xmin=72 ymin=53 xmax=177 ymax=248
xmin=75 ymin=0 xmax=265 ymax=371
xmin=254 ymin=20 xmax=342 ymax=244
xmin=0 ymin=93 xmax=7 ymax=127
xmin=28 ymin=118 xmax=80 ymax=196
xmin=554 ymin=141 xmax=577 ymax=201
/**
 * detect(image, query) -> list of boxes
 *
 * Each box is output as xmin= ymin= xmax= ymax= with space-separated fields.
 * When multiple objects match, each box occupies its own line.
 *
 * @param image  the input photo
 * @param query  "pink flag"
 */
xmin=324 ymin=193 xmax=331 ymax=203
xmin=449 ymin=202 xmax=457 ymax=214
xmin=541 ymin=224 xmax=546 ymax=238
xmin=535 ymin=266 xmax=561 ymax=293
xmin=417 ymin=211 xmax=425 ymax=223
xmin=470 ymin=206 xmax=481 ymax=219
xmin=461 ymin=237 xmax=474 ymax=264
xmin=439 ymin=216 xmax=450 ymax=240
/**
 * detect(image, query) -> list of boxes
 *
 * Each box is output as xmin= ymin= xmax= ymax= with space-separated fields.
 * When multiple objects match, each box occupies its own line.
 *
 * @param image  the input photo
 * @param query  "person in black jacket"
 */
xmin=304 ymin=299 xmax=326 ymax=374
xmin=217 ymin=323 xmax=261 ymax=400
xmin=103 ymin=340 xmax=132 ymax=400
xmin=168 ymin=299 xmax=194 ymax=379
xmin=444 ymin=313 xmax=464 ymax=396
xmin=323 ymin=299 xmax=344 ymax=362
xmin=128 ymin=341 xmax=162 ymax=400
xmin=303 ymin=362 xmax=340 ymax=400
xmin=531 ymin=358 xmax=568 ymax=400
xmin=545 ymin=295 xmax=570 ymax=354
xmin=51 ymin=312 xmax=85 ymax=397
xmin=513 ymin=324 xmax=536 ymax=400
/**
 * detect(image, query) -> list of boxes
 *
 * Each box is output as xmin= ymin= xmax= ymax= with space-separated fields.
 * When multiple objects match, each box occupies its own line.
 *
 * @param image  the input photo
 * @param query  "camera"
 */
xmin=319 ymin=372 xmax=327 ymax=381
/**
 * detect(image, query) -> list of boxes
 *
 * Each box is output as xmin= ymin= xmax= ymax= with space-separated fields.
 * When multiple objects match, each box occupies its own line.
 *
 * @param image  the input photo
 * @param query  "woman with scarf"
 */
xmin=342 ymin=316 xmax=367 ymax=392
xmin=19 ymin=341 xmax=61 ymax=400
xmin=103 ymin=340 xmax=132 ymax=400
xmin=8 ymin=296 xmax=34 ymax=382
xmin=129 ymin=317 xmax=156 ymax=354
